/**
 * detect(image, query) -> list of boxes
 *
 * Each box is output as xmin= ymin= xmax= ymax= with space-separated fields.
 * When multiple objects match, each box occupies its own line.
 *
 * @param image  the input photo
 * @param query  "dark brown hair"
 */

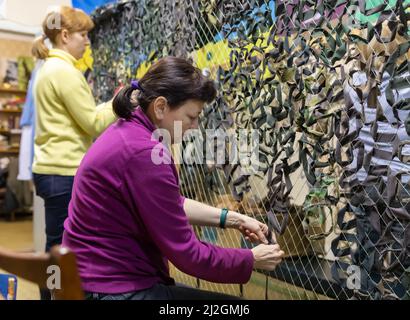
xmin=113 ymin=56 xmax=217 ymax=119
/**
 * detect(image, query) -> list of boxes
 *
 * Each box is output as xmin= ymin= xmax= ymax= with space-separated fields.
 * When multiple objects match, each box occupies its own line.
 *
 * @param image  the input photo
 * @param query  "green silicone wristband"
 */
xmin=220 ymin=208 xmax=229 ymax=229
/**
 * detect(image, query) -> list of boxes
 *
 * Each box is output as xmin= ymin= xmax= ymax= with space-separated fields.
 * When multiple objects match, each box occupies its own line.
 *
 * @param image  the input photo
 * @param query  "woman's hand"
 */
xmin=252 ymin=244 xmax=285 ymax=271
xmin=227 ymin=212 xmax=276 ymax=245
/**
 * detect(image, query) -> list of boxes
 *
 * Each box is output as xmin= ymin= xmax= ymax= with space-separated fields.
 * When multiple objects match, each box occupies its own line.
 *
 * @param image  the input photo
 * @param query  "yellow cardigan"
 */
xmin=33 ymin=49 xmax=117 ymax=176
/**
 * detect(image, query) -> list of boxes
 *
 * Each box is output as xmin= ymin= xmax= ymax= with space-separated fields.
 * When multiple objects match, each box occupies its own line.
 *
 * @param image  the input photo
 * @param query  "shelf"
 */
xmin=0 ymin=129 xmax=22 ymax=136
xmin=0 ymin=147 xmax=19 ymax=156
xmin=0 ymin=109 xmax=22 ymax=113
xmin=0 ymin=87 xmax=27 ymax=95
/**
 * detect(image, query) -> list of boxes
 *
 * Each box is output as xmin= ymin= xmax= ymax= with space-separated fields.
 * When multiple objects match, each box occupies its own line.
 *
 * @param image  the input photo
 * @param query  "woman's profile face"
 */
xmin=65 ymin=30 xmax=90 ymax=60
xmin=160 ymin=99 xmax=205 ymax=144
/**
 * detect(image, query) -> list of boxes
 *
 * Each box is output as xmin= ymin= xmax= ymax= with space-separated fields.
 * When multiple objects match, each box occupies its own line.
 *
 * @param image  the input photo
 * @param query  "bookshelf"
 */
xmin=0 ymin=87 xmax=26 ymax=157
xmin=0 ymin=36 xmax=34 ymax=220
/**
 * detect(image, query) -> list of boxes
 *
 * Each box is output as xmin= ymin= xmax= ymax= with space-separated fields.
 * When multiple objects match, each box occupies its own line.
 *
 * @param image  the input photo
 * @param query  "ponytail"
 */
xmin=113 ymin=86 xmax=137 ymax=119
xmin=32 ymin=35 xmax=49 ymax=59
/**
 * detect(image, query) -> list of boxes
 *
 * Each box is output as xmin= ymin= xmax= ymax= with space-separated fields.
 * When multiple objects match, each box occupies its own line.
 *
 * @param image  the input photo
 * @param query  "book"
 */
xmin=0 ymin=59 xmax=18 ymax=87
xmin=0 ymin=274 xmax=17 ymax=300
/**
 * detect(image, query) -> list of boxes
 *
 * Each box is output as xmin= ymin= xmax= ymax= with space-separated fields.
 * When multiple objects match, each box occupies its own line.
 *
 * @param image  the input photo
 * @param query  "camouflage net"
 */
xmin=90 ymin=0 xmax=410 ymax=299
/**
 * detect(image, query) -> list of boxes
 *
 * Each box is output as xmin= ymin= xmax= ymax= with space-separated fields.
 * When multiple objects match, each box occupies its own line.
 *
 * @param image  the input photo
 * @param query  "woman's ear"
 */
xmin=60 ymin=29 xmax=70 ymax=45
xmin=153 ymin=96 xmax=168 ymax=121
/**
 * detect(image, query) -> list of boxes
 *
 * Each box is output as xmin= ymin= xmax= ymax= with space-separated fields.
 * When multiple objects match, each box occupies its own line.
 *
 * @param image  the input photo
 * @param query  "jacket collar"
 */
xmin=131 ymin=107 xmax=174 ymax=159
xmin=131 ymin=107 xmax=156 ymax=133
xmin=48 ymin=49 xmax=77 ymax=66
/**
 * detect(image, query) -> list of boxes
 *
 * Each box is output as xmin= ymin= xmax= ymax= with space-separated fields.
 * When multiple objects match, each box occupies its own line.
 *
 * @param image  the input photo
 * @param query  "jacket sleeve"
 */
xmin=55 ymin=68 xmax=117 ymax=137
xmin=123 ymin=146 xmax=254 ymax=284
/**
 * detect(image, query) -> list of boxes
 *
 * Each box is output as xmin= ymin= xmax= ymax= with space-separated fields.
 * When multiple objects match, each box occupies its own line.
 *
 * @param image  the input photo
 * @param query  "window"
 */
xmin=0 ymin=0 xmax=6 ymax=20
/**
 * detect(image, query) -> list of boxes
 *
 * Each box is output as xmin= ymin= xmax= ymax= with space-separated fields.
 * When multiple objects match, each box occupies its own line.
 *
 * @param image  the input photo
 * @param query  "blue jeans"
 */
xmin=33 ymin=174 xmax=74 ymax=252
xmin=85 ymin=283 xmax=241 ymax=300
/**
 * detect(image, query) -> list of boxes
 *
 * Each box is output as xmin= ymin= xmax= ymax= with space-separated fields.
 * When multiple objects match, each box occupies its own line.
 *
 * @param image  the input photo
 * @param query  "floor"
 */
xmin=0 ymin=216 xmax=40 ymax=300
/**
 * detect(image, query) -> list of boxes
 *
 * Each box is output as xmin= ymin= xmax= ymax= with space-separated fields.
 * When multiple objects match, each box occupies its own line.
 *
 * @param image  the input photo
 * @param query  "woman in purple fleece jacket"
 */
xmin=62 ymin=57 xmax=284 ymax=300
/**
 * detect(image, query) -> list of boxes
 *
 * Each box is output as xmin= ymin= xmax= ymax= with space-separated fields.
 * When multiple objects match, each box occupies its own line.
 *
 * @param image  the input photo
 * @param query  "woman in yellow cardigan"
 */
xmin=31 ymin=6 xmax=117 ymax=258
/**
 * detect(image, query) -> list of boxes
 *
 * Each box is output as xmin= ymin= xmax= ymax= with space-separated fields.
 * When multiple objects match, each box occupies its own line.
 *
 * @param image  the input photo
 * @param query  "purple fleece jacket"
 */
xmin=62 ymin=108 xmax=254 ymax=294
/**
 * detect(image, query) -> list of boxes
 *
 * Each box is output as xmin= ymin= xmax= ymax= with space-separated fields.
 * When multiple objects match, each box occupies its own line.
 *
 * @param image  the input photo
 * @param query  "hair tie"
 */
xmin=131 ymin=80 xmax=143 ymax=91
